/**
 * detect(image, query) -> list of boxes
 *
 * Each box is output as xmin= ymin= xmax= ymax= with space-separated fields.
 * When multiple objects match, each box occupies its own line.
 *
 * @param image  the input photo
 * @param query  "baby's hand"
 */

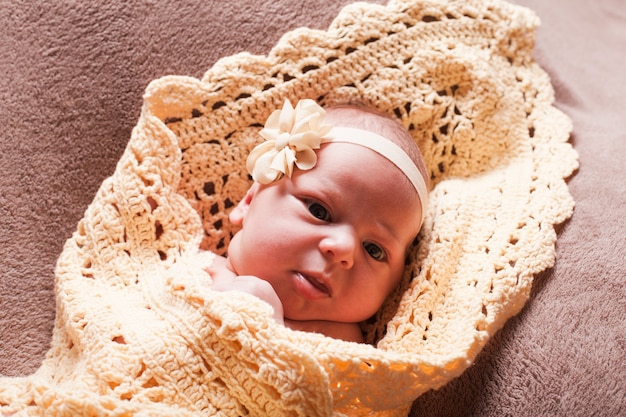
xmin=206 ymin=262 xmax=284 ymax=324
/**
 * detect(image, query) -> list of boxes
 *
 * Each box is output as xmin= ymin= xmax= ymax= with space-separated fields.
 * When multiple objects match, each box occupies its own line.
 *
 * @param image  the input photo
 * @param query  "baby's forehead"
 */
xmin=318 ymin=142 xmax=418 ymax=196
xmin=317 ymin=142 xmax=422 ymax=232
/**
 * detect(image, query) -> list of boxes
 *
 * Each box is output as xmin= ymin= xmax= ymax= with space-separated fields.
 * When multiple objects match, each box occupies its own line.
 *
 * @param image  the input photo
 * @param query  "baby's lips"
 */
xmin=299 ymin=271 xmax=332 ymax=297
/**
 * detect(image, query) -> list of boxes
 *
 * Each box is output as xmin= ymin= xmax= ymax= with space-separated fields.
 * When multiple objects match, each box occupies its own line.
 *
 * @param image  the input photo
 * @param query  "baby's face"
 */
xmin=227 ymin=142 xmax=422 ymax=324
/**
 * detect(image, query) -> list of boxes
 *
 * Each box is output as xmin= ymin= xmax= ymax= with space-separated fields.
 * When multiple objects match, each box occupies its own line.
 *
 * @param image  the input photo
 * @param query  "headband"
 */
xmin=246 ymin=99 xmax=429 ymax=225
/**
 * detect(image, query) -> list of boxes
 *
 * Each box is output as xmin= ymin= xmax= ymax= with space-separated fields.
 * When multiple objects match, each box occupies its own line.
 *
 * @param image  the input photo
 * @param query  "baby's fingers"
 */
xmin=212 ymin=275 xmax=284 ymax=324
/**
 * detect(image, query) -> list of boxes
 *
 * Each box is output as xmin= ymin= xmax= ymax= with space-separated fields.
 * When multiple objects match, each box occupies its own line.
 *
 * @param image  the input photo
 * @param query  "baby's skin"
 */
xmin=206 ymin=103 xmax=426 ymax=343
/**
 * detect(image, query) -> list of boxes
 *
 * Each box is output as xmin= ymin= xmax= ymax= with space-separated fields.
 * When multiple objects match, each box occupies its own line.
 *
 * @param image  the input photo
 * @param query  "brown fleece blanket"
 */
xmin=0 ymin=0 xmax=624 ymax=415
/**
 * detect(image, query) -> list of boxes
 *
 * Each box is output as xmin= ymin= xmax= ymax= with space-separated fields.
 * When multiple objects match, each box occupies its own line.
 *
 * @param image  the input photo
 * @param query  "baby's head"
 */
xmin=322 ymin=103 xmax=429 ymax=202
xmin=226 ymin=99 xmax=429 ymax=324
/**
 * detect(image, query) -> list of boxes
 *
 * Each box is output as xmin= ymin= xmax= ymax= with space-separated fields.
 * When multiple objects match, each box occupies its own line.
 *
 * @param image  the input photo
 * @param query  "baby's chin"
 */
xmin=282 ymin=309 xmax=370 ymax=325
xmin=284 ymin=318 xmax=365 ymax=343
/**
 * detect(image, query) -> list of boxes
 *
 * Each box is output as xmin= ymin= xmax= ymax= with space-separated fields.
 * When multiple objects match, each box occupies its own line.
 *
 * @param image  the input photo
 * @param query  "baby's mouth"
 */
xmin=296 ymin=272 xmax=332 ymax=297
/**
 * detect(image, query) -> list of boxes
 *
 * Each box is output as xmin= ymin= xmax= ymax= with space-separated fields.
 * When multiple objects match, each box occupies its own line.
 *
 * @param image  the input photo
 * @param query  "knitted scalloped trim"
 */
xmin=0 ymin=0 xmax=577 ymax=415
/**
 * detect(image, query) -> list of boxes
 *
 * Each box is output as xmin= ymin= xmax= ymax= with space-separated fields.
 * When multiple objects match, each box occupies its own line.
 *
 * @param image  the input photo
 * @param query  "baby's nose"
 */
xmin=319 ymin=226 xmax=357 ymax=268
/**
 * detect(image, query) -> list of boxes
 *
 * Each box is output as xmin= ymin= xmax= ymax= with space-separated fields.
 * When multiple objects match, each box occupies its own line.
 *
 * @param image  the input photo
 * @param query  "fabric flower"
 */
xmin=246 ymin=99 xmax=333 ymax=184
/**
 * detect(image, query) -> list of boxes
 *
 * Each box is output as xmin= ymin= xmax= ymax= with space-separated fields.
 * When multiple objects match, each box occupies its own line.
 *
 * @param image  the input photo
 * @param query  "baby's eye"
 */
xmin=364 ymin=242 xmax=386 ymax=261
xmin=308 ymin=202 xmax=331 ymax=222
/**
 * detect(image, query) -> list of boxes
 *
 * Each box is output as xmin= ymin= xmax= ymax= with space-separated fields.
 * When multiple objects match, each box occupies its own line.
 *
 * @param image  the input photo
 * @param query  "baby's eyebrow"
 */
xmin=372 ymin=220 xmax=405 ymax=257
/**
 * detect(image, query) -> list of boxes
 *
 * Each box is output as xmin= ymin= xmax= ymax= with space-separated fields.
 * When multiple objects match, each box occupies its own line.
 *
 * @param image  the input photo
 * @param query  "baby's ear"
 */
xmin=229 ymin=183 xmax=259 ymax=225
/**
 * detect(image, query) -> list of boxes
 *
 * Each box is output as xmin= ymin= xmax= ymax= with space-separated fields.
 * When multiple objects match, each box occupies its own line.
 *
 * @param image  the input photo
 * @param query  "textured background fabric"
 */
xmin=0 ymin=0 xmax=623 ymax=416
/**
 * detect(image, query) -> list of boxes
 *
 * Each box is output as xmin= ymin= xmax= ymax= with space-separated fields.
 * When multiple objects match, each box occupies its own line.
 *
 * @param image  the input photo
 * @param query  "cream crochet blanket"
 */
xmin=0 ymin=0 xmax=578 ymax=415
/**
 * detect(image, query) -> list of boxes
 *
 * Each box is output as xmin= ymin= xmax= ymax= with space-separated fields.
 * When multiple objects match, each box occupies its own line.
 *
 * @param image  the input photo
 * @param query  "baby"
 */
xmin=207 ymin=99 xmax=429 ymax=343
